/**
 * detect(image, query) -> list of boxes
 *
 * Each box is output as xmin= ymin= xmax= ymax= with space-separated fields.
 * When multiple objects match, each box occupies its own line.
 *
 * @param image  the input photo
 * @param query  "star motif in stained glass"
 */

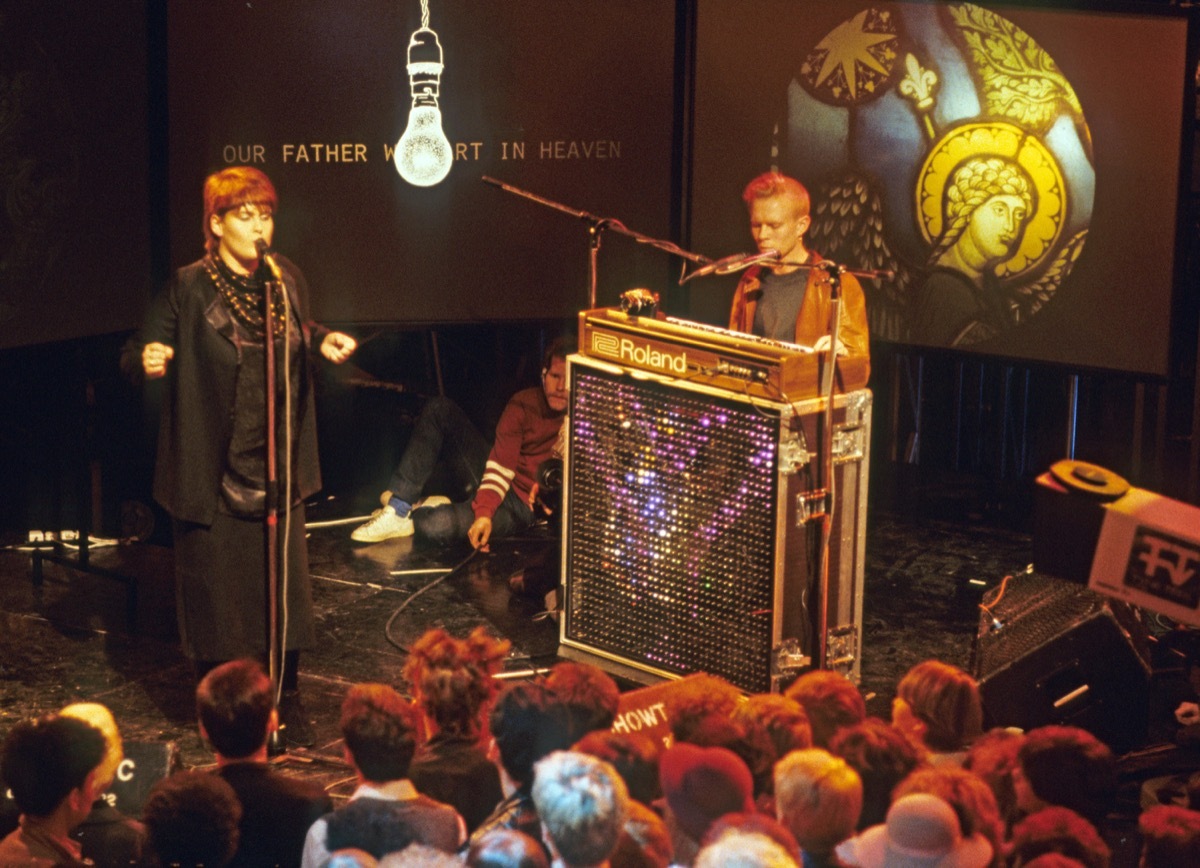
xmin=799 ymin=8 xmax=900 ymax=106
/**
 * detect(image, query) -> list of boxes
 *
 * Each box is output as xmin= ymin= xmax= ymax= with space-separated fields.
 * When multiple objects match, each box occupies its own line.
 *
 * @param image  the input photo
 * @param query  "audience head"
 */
xmin=1 ymin=713 xmax=106 ymax=821
xmin=196 ymin=658 xmax=275 ymax=760
xmin=403 ymin=626 xmax=510 ymax=741
xmin=1138 ymin=804 xmax=1200 ymax=868
xmin=612 ymin=799 xmax=672 ymax=868
xmin=1015 ymin=725 xmax=1115 ymax=827
xmin=829 ymin=717 xmax=925 ymax=830
xmin=659 ymin=742 xmax=754 ymax=845
xmin=784 ymin=670 xmax=866 ymax=748
xmin=963 ymin=727 xmax=1025 ymax=829
xmin=545 ymin=662 xmax=621 ymax=741
xmin=573 ymin=730 xmax=662 ymax=806
xmin=835 ymin=792 xmax=993 ymax=868
xmin=1006 ymin=806 xmax=1110 ymax=868
xmin=489 ymin=680 xmax=572 ymax=792
xmin=465 ymin=828 xmax=550 ymax=868
xmin=694 ymin=828 xmax=800 ymax=868
xmin=328 ymin=850 xmax=379 ymax=868
xmin=665 ymin=674 xmax=744 ymax=745
xmin=379 ymin=843 xmax=464 ymax=867
xmin=892 ymin=765 xmax=1004 ymax=863
xmin=733 ymin=694 xmax=813 ymax=762
xmin=704 ymin=813 xmax=801 ymax=864
xmin=339 ymin=683 xmax=419 ymax=784
xmin=59 ymin=701 xmax=124 ymax=792
xmin=773 ymin=748 xmax=862 ymax=859
xmin=893 ymin=660 xmax=984 ymax=755
xmin=531 ymin=751 xmax=628 ymax=868
xmin=142 ymin=769 xmax=242 ymax=868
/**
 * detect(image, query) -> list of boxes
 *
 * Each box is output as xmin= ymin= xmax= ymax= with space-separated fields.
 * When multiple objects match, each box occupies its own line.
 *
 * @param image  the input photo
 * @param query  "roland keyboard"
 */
xmin=577 ymin=308 xmax=869 ymax=400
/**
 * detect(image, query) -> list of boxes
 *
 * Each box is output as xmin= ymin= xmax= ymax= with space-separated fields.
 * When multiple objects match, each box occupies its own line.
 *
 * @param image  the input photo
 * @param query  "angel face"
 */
xmin=966 ymin=194 xmax=1028 ymax=265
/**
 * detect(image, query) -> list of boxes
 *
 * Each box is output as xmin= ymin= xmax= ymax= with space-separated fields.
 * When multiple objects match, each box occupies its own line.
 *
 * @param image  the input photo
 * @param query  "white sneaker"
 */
xmin=350 ymin=505 xmax=414 ymax=542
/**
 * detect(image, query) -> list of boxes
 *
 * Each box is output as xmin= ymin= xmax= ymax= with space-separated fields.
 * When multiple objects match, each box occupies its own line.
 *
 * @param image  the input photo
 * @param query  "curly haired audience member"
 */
xmin=404 ymin=627 xmax=510 ymax=833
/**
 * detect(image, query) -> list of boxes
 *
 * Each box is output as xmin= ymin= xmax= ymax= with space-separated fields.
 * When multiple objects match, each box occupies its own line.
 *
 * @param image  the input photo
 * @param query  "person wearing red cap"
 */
xmin=658 ymin=743 xmax=755 ymax=866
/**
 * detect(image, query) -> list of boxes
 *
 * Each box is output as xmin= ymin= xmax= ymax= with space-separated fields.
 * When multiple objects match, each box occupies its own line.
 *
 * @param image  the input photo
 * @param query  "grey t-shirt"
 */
xmin=752 ymin=269 xmax=807 ymax=341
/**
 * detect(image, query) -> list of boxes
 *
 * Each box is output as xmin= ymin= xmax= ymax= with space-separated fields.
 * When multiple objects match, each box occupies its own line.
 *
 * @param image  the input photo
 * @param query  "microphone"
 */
xmin=681 ymin=249 xmax=779 ymax=283
xmin=254 ymin=239 xmax=284 ymax=282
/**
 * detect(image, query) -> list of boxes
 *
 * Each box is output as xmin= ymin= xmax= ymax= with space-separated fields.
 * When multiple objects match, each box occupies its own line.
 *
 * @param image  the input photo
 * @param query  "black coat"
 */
xmin=131 ymin=255 xmax=326 ymax=525
xmin=216 ymin=762 xmax=333 ymax=868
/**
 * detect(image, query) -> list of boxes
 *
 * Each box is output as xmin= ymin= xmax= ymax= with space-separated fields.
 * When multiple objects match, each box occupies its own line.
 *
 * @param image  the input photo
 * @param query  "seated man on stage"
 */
xmin=351 ymin=338 xmax=569 ymax=548
xmin=728 ymin=172 xmax=870 ymax=379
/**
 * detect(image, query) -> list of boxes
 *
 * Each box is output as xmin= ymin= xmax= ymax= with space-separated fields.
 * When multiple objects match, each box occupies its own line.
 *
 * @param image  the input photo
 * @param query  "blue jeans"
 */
xmin=387 ymin=396 xmax=535 ymax=546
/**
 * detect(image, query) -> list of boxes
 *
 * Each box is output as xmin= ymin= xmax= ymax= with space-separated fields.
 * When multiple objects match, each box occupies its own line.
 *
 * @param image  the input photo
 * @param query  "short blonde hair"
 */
xmin=60 ymin=702 xmax=122 ymax=790
xmin=774 ymin=748 xmax=862 ymax=857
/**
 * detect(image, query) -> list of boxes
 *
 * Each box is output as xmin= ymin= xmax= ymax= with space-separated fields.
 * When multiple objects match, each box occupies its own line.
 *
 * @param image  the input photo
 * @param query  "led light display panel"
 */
xmin=167 ymin=0 xmax=676 ymax=324
xmin=690 ymin=1 xmax=1189 ymax=376
xmin=563 ymin=362 xmax=785 ymax=692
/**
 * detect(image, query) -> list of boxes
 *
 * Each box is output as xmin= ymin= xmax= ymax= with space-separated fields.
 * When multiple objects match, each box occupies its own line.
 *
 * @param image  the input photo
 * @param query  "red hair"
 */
xmin=742 ymin=172 xmax=810 ymax=218
xmin=202 ymin=166 xmax=278 ymax=255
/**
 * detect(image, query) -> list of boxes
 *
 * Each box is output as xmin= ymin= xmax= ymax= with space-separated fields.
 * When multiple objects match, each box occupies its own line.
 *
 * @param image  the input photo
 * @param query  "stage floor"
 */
xmin=0 ymin=505 xmax=1030 ymax=798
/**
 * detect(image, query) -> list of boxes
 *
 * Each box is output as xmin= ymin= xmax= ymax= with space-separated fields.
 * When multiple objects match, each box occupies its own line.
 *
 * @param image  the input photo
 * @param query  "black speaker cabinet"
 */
xmin=561 ymin=353 xmax=870 ymax=694
xmin=971 ymin=572 xmax=1151 ymax=753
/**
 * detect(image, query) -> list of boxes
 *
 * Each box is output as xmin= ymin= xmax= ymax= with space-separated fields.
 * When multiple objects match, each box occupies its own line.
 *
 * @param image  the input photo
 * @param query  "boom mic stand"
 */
xmin=481 ymin=175 xmax=710 ymax=309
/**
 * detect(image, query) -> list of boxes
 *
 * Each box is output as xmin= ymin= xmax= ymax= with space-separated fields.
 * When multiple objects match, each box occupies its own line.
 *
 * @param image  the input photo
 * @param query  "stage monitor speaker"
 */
xmin=560 ymin=353 xmax=870 ymax=694
xmin=971 ymin=572 xmax=1151 ymax=754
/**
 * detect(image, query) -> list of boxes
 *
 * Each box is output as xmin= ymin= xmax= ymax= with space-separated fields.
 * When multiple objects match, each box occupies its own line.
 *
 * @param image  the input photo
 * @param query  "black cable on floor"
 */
xmin=383 ymin=546 xmax=482 ymax=655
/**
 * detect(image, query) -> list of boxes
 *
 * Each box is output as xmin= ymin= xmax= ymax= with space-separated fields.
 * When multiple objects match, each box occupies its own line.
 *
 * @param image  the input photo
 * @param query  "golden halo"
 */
xmin=916 ymin=122 xmax=1065 ymax=280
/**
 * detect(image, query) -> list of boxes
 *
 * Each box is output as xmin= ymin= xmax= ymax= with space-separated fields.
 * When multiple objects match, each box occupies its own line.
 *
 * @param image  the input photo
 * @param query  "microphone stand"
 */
xmin=481 ymin=175 xmax=710 ymax=309
xmin=260 ymin=260 xmax=284 ymax=755
xmin=815 ymin=262 xmax=843 ymax=671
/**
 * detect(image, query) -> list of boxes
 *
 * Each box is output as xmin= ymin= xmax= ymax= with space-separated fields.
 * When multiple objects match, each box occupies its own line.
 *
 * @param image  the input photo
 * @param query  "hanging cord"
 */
xmin=278 ymin=288 xmax=294 ymax=701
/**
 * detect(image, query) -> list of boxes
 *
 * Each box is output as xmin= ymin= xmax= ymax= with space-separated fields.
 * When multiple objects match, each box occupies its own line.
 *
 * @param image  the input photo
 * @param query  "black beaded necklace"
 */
xmin=204 ymin=254 xmax=289 ymax=338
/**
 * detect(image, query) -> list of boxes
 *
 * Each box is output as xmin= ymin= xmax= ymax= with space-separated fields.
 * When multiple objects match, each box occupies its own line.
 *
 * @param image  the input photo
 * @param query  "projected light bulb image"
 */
xmin=394 ymin=23 xmax=451 ymax=187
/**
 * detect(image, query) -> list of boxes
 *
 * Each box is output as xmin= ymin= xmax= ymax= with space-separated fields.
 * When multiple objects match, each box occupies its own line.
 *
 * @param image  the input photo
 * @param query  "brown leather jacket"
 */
xmin=728 ymin=258 xmax=871 ymax=382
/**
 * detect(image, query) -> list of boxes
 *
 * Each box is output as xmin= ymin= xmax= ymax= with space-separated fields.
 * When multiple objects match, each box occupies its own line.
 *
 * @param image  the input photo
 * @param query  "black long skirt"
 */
xmin=172 ymin=502 xmax=315 ymax=661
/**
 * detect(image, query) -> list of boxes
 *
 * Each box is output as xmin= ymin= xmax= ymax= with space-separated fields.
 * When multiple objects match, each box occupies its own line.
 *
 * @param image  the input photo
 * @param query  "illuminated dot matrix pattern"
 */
xmin=565 ymin=368 xmax=781 ymax=691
